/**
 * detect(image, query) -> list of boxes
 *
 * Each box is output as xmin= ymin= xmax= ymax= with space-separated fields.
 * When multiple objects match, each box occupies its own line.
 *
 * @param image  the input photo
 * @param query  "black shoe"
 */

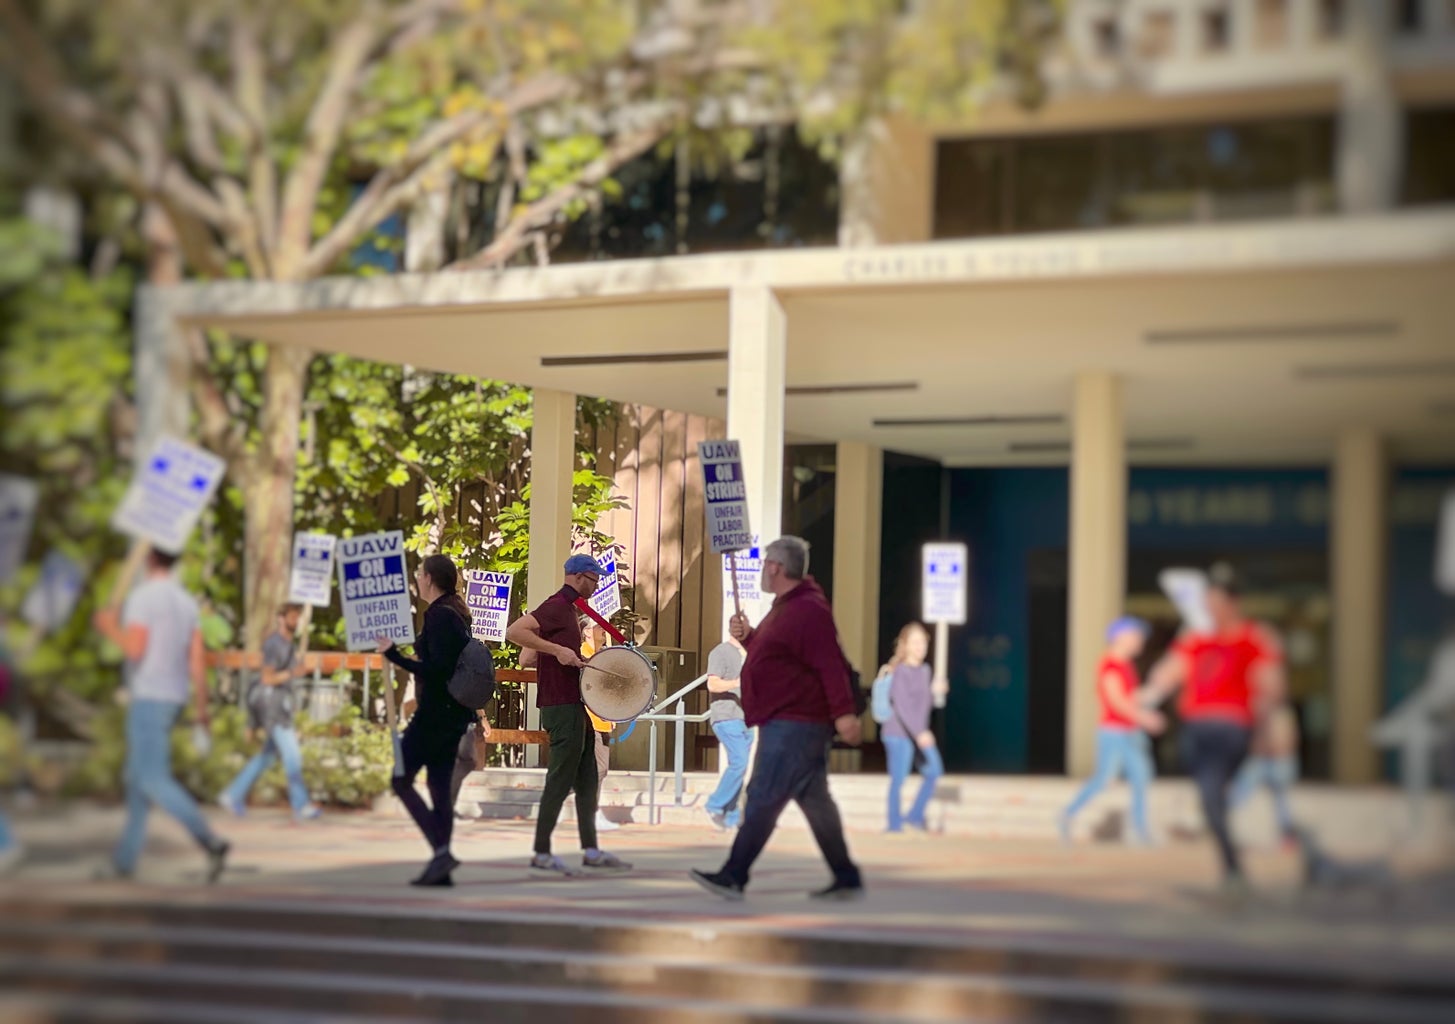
xmin=412 ymin=853 xmax=458 ymax=887
xmin=811 ymin=880 xmax=865 ymax=902
xmin=690 ymin=868 xmax=744 ymax=902
xmin=205 ymin=841 xmax=230 ymax=885
xmin=411 ymin=871 xmax=454 ymax=888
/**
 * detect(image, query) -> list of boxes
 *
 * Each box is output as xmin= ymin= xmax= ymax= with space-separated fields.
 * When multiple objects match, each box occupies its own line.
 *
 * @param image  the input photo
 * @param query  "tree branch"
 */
xmin=274 ymin=15 xmax=380 ymax=278
xmin=448 ymin=121 xmax=673 ymax=272
xmin=232 ymin=17 xmax=278 ymax=262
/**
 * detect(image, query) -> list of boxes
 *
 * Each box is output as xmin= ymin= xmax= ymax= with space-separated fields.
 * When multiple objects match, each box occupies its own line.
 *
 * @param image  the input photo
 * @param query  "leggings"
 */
xmin=1180 ymin=719 xmax=1252 ymax=880
xmin=393 ymin=714 xmax=469 ymax=855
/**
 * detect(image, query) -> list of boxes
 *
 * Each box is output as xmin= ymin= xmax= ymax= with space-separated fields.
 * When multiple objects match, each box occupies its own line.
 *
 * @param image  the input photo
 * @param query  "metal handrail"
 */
xmin=637 ymin=671 xmax=711 ymax=823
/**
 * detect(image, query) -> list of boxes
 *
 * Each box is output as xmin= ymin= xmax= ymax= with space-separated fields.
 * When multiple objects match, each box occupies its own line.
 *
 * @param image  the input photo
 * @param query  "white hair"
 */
xmin=764 ymin=536 xmax=810 ymax=579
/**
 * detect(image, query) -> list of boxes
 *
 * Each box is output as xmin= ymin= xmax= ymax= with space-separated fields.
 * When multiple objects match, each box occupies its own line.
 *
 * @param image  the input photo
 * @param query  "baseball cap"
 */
xmin=1106 ymin=616 xmax=1149 ymax=642
xmin=564 ymin=554 xmax=608 ymax=577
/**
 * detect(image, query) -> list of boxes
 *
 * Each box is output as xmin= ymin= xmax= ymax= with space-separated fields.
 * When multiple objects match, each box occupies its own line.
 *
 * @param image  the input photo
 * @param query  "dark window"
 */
xmin=1318 ymin=0 xmax=1345 ymax=38
xmin=1093 ymin=17 xmax=1120 ymax=57
xmin=1203 ymin=7 xmax=1231 ymax=51
xmin=1395 ymin=0 xmax=1422 ymax=32
xmin=1402 ymin=107 xmax=1455 ymax=206
xmin=934 ymin=116 xmax=1336 ymax=239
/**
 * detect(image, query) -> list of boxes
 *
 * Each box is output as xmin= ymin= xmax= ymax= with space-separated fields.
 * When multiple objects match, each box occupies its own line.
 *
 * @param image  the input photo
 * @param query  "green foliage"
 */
xmin=61 ymin=703 xmax=395 ymax=809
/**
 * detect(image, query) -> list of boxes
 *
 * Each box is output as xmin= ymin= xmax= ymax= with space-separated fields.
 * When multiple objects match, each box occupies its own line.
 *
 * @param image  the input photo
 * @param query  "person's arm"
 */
xmin=1141 ymin=649 xmax=1187 ymax=708
xmin=801 ymin=612 xmax=860 ymax=744
xmin=189 ymin=627 xmax=211 ymax=726
xmin=1250 ymin=626 xmax=1286 ymax=720
xmin=505 ymin=609 xmax=584 ymax=668
xmin=379 ymin=638 xmax=426 ymax=675
xmin=1100 ymin=669 xmax=1164 ymax=732
xmin=706 ymin=674 xmax=737 ymax=693
xmin=94 ymin=607 xmax=149 ymax=662
xmin=728 ymin=612 xmax=756 ymax=647
xmin=519 ymin=645 xmax=538 ymax=668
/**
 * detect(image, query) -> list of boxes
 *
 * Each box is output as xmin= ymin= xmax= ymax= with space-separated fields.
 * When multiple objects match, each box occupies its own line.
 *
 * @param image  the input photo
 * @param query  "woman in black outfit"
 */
xmin=375 ymin=553 xmax=474 ymax=887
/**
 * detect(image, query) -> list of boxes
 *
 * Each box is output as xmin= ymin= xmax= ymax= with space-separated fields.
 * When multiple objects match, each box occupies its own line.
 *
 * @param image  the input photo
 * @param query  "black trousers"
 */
xmin=393 ymin=713 xmax=469 ymax=855
xmin=1180 ymin=718 xmax=1253 ymax=880
xmin=721 ymin=719 xmax=860 ymax=890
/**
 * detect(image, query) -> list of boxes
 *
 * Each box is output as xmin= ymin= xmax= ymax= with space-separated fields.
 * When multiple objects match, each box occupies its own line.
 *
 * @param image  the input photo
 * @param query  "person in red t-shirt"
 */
xmin=1144 ymin=564 xmax=1286 ymax=888
xmin=1059 ymin=616 xmax=1165 ymax=846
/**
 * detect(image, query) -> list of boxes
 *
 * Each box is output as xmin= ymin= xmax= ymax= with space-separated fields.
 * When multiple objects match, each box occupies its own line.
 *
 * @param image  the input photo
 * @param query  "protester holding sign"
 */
xmin=219 ymin=603 xmax=321 ymax=823
xmin=376 ymin=553 xmax=475 ymax=887
xmin=93 ymin=548 xmax=230 ymax=883
xmin=691 ymin=536 xmax=863 ymax=902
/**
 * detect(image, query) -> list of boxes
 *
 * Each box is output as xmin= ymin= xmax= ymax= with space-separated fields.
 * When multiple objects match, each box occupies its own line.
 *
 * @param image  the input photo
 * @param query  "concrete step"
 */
xmin=1 ymin=898 xmax=1451 ymax=1024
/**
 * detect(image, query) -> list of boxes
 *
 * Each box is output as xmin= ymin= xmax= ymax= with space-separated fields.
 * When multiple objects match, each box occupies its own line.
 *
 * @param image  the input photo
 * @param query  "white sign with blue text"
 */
xmin=723 ymin=539 xmax=763 ymax=609
xmin=22 ymin=550 xmax=85 ymax=633
xmin=337 ymin=531 xmax=415 ymax=651
xmin=0 ymin=474 xmax=39 ymax=584
xmin=464 ymin=570 xmax=514 ymax=644
xmin=698 ymin=440 xmax=752 ymax=554
xmin=922 ymin=542 xmax=968 ymax=626
xmin=289 ymin=532 xmax=338 ymax=607
xmin=587 ymin=554 xmax=622 ymax=620
xmin=112 ymin=436 xmax=226 ymax=554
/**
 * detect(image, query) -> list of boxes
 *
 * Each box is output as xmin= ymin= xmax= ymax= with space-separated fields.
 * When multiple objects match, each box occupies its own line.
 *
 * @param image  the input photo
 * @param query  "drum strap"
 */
xmin=575 ymin=598 xmax=627 ymax=645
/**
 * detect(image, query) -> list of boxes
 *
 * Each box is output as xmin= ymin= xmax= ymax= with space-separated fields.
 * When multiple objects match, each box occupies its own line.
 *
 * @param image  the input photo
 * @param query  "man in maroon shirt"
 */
xmin=506 ymin=554 xmax=631 ymax=875
xmin=691 ymin=536 xmax=864 ymax=901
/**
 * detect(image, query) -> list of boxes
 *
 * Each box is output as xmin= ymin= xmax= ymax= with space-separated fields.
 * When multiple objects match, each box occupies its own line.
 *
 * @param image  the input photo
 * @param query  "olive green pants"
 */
xmin=533 ymin=704 xmax=598 ymax=854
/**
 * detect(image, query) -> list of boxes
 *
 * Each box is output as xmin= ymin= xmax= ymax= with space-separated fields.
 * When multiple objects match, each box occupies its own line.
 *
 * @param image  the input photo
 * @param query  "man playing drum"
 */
xmin=506 ymin=554 xmax=632 ymax=876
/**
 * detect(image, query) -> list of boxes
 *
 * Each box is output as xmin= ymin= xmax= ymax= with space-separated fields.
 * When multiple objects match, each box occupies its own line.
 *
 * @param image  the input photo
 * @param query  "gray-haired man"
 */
xmin=691 ymin=536 xmax=863 ymax=901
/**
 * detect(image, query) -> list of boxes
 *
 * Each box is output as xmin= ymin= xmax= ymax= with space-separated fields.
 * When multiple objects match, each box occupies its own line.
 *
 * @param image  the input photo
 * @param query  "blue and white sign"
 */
xmin=587 ymin=554 xmax=622 ymax=620
xmin=465 ymin=569 xmax=514 ymax=644
xmin=337 ymin=530 xmax=414 ymax=652
xmin=0 ymin=474 xmax=39 ymax=584
xmin=922 ymin=542 xmax=968 ymax=625
xmin=289 ymin=532 xmax=337 ymax=607
xmin=112 ymin=436 xmax=226 ymax=554
xmin=698 ymin=440 xmax=752 ymax=554
xmin=1158 ymin=567 xmax=1213 ymax=634
xmin=723 ymin=540 xmax=763 ymax=609
xmin=22 ymin=549 xmax=85 ymax=633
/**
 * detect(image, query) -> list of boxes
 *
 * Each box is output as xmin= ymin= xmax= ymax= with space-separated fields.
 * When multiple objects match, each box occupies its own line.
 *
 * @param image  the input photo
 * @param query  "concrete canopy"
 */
xmin=158 ymin=209 xmax=1455 ymax=467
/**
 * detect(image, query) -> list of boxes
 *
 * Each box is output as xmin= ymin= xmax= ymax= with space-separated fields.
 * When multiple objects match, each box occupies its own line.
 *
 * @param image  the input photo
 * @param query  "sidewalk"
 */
xmin=2 ymin=799 xmax=1452 ymax=983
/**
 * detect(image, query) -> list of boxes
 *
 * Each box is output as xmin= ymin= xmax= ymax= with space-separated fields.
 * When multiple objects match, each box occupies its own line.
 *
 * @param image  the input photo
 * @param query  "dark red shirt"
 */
xmin=740 ymin=577 xmax=856 ymax=727
xmin=1173 ymin=622 xmax=1281 ymax=727
xmin=532 ymin=585 xmax=584 ymax=708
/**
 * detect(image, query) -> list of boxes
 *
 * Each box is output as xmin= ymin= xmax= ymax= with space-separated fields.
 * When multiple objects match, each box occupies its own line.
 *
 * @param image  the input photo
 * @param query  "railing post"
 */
xmin=674 ymin=699 xmax=686 ymax=806
xmin=648 ymin=720 xmax=659 ymax=826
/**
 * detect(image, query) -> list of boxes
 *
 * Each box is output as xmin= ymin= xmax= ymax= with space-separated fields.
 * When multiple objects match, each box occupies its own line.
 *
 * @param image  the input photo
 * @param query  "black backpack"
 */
xmin=448 ymin=638 xmax=497 ymax=711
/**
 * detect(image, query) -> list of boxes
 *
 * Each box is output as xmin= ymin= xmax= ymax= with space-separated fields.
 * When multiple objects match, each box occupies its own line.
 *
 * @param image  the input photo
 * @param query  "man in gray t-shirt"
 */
xmin=703 ymin=639 xmax=751 ymax=829
xmin=94 ymin=547 xmax=228 ymax=881
xmin=220 ymin=603 xmax=319 ymax=821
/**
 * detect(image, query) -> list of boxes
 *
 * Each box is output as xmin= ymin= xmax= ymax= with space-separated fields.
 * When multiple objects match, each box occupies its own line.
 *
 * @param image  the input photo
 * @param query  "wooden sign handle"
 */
xmin=728 ymin=551 xmax=742 ymax=618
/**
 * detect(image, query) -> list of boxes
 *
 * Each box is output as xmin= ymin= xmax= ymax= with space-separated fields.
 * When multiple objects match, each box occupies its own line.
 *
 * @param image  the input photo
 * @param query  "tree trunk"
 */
xmin=242 ymin=343 xmax=313 ymax=649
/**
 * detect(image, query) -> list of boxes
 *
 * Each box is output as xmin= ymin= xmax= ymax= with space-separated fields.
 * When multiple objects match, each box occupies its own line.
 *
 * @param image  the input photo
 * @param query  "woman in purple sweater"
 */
xmin=879 ymin=622 xmax=943 ymax=833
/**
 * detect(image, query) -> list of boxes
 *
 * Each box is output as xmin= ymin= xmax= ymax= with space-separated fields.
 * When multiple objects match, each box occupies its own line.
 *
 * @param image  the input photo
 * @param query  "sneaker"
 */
xmin=218 ymin=793 xmax=246 ymax=818
xmin=811 ymin=880 xmax=866 ymax=902
xmin=205 ymin=841 xmax=230 ymax=885
xmin=582 ymin=850 xmax=632 ymax=872
xmin=296 ymin=804 xmax=322 ymax=822
xmin=93 ymin=860 xmax=134 ymax=882
xmin=704 ymin=807 xmax=728 ymax=831
xmin=410 ymin=873 xmax=454 ymax=888
xmin=531 ymin=853 xmax=578 ymax=877
xmin=690 ymin=868 xmax=744 ymax=901
xmin=594 ymin=810 xmax=620 ymax=832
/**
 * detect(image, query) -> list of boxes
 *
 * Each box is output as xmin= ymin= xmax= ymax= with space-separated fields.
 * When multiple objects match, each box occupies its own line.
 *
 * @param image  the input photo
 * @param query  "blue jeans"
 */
xmin=1062 ymin=727 xmax=1154 ymax=842
xmin=720 ymin=720 xmax=860 ymax=890
xmin=884 ymin=736 xmax=943 ymax=831
xmin=0 ymin=811 xmax=13 ymax=851
xmin=115 ymin=699 xmax=219 ymax=874
xmin=1231 ymin=754 xmax=1297 ymax=836
xmin=223 ymin=724 xmax=312 ymax=814
xmin=706 ymin=721 xmax=753 ymax=827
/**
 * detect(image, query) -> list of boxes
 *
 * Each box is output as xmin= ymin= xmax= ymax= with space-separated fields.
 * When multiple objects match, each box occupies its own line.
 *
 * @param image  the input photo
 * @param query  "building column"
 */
xmin=1338 ymin=0 xmax=1402 ymax=214
xmin=725 ymin=285 xmax=786 ymax=633
xmin=1331 ymin=428 xmax=1387 ymax=784
xmin=833 ymin=442 xmax=884 ymax=679
xmin=838 ymin=116 xmax=935 ymax=248
xmin=1066 ymin=373 xmax=1126 ymax=777
xmin=527 ymin=388 xmax=577 ymax=765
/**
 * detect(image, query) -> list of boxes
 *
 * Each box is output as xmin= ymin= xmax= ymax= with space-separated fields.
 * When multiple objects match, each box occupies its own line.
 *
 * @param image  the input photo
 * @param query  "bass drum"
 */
xmin=580 ymin=645 xmax=657 ymax=723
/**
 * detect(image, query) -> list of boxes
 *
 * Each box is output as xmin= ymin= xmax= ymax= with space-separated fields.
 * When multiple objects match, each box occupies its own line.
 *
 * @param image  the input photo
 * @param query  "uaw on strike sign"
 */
xmin=338 ymin=531 xmax=415 ymax=651
xmin=698 ymin=440 xmax=751 ymax=554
